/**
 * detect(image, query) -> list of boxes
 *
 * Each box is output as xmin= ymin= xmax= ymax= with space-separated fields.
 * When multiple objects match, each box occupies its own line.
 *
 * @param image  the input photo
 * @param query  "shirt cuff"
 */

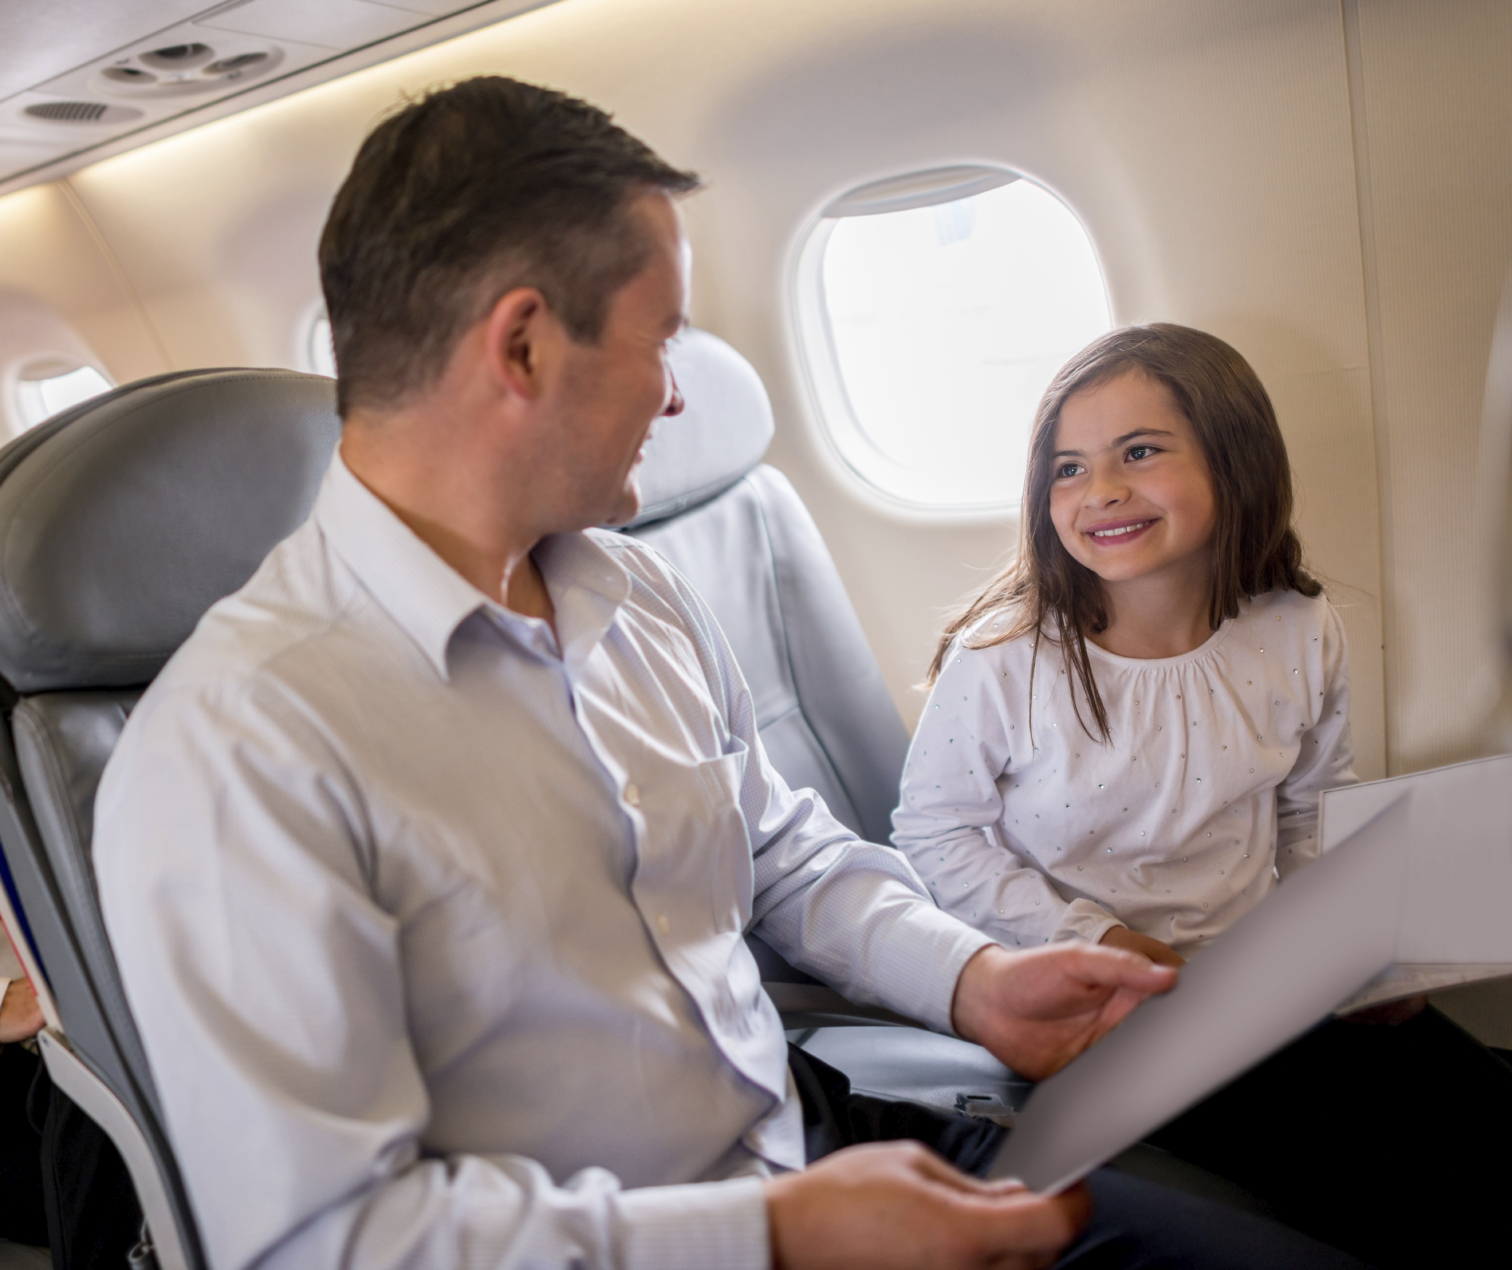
xmin=866 ymin=902 xmax=997 ymax=1034
xmin=1052 ymin=899 xmax=1122 ymax=947
xmin=615 ymin=1176 xmax=769 ymax=1270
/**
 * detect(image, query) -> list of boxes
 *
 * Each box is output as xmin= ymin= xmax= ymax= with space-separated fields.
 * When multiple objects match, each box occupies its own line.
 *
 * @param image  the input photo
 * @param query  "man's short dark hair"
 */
xmin=319 ymin=77 xmax=701 ymax=416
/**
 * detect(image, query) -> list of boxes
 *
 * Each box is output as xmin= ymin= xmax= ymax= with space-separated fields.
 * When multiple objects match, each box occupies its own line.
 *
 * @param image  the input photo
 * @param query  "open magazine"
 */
xmin=988 ymin=752 xmax=1512 ymax=1192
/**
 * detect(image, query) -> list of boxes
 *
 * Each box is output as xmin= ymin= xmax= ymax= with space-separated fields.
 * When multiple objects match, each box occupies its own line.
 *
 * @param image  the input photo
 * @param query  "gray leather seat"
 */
xmin=0 ymin=332 xmax=919 ymax=1269
xmin=0 ymin=368 xmax=343 ymax=1270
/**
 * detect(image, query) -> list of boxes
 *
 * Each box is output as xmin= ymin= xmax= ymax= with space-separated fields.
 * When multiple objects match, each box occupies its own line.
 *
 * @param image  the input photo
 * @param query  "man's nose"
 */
xmin=662 ymin=371 xmax=685 ymax=417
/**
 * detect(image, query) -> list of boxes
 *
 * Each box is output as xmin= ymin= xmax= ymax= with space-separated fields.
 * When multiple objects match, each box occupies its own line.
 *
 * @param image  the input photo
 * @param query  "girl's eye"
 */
xmin=1054 ymin=462 xmax=1083 ymax=479
xmin=1126 ymin=445 xmax=1158 ymax=461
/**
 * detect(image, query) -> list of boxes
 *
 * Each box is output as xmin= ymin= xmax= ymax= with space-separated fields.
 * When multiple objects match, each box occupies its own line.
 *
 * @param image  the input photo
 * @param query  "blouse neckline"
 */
xmin=1081 ymin=609 xmax=1236 ymax=670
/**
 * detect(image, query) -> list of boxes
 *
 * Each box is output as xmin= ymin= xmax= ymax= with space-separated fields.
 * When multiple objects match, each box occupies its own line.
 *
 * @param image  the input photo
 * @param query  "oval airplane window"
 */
xmin=14 ymin=361 xmax=113 ymax=431
xmin=800 ymin=169 xmax=1111 ymax=509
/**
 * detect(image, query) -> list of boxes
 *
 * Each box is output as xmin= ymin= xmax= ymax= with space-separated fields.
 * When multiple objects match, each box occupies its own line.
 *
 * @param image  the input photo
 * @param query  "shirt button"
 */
xmin=625 ymin=783 xmax=641 ymax=807
xmin=656 ymin=914 xmax=671 ymax=935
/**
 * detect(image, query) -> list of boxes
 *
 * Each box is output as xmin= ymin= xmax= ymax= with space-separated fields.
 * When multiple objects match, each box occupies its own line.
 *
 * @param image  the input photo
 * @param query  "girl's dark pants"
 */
xmin=790 ymin=1043 xmax=1369 ymax=1269
xmin=1147 ymin=1004 xmax=1511 ymax=1269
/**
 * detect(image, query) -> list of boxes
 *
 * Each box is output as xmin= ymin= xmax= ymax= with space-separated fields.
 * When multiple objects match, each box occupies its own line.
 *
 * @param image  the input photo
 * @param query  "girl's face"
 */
xmin=1047 ymin=369 xmax=1218 ymax=596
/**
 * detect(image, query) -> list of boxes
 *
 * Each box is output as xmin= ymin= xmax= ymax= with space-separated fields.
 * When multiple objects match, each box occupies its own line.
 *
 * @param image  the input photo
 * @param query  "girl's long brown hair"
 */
xmin=929 ymin=323 xmax=1320 ymax=742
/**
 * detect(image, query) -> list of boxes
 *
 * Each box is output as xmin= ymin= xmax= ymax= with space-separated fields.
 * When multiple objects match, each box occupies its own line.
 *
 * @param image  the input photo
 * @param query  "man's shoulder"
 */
xmin=590 ymin=527 xmax=675 ymax=582
xmin=590 ymin=528 xmax=705 ymax=619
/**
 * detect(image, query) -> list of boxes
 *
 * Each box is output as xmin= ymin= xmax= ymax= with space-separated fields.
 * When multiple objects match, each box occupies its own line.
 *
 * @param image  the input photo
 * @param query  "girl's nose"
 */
xmin=662 ymin=371 xmax=685 ymax=417
xmin=1086 ymin=465 xmax=1128 ymax=506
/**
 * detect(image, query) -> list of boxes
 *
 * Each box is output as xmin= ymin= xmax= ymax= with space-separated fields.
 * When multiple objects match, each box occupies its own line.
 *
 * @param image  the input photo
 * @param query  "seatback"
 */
xmin=0 ymin=369 xmax=343 ymax=1270
xmin=628 ymin=330 xmax=909 ymax=845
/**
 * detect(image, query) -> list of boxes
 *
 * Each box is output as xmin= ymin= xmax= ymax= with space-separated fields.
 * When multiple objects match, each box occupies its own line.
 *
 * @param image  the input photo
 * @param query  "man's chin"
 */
xmin=600 ymin=483 xmax=642 ymax=529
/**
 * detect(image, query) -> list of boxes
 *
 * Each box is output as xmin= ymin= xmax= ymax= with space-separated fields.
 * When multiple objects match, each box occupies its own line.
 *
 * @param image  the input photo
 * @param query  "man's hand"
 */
xmin=1099 ymin=925 xmax=1185 ymax=968
xmin=951 ymin=943 xmax=1177 ymax=1082
xmin=766 ymin=1141 xmax=1090 ymax=1270
xmin=0 ymin=979 xmax=44 ymax=1044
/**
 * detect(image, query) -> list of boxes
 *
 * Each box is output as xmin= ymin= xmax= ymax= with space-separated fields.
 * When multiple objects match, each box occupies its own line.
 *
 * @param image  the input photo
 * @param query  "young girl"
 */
xmin=894 ymin=324 xmax=1512 ymax=1268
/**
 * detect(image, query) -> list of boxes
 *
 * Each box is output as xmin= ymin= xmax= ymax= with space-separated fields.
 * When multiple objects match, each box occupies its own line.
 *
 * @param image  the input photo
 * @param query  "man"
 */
xmin=96 ymin=79 xmax=1362 ymax=1269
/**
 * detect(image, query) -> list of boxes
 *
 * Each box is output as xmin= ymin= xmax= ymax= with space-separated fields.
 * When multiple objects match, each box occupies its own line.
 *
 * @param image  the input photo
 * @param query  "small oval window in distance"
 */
xmin=806 ymin=169 xmax=1111 ymax=509
xmin=308 ymin=313 xmax=337 ymax=378
xmin=14 ymin=362 xmax=113 ymax=431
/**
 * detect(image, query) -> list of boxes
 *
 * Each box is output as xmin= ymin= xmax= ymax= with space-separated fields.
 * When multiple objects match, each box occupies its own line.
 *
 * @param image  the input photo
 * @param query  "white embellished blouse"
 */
xmin=892 ymin=588 xmax=1357 ymax=954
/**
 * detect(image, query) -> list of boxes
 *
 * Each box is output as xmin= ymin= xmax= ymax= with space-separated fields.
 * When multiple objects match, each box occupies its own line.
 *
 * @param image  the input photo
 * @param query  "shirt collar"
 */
xmin=313 ymin=450 xmax=632 ymax=681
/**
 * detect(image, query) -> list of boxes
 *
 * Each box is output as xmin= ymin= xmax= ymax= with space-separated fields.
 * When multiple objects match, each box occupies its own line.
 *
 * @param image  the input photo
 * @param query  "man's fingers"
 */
xmin=902 ymin=1144 xmax=1027 ymax=1196
xmin=946 ymin=1180 xmax=1093 ymax=1260
xmin=1071 ymin=945 xmax=1179 ymax=996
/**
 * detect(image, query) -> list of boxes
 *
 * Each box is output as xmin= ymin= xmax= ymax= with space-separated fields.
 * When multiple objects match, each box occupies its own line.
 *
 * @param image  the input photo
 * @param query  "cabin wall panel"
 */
xmin=1355 ymin=0 xmax=1512 ymax=773
xmin=678 ymin=0 xmax=1386 ymax=775
xmin=0 ymin=184 xmax=167 ymax=383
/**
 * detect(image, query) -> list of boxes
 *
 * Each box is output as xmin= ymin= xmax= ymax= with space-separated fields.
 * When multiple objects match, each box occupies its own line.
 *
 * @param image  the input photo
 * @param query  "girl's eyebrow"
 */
xmin=1114 ymin=428 xmax=1176 ymax=445
xmin=1052 ymin=428 xmax=1176 ymax=459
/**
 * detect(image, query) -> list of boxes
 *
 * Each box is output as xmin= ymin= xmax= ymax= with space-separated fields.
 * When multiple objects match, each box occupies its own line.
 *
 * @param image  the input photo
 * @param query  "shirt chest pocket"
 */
xmin=630 ymin=746 xmax=753 ymax=934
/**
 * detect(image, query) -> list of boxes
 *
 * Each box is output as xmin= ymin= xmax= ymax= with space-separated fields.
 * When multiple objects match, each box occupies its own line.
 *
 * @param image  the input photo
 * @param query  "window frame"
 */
xmin=10 ymin=357 xmax=114 ymax=433
xmin=790 ymin=164 xmax=1113 ymax=517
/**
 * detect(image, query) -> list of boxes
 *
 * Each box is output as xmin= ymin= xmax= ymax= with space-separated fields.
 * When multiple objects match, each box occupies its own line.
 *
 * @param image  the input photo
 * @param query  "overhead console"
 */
xmin=0 ymin=0 xmax=560 ymax=195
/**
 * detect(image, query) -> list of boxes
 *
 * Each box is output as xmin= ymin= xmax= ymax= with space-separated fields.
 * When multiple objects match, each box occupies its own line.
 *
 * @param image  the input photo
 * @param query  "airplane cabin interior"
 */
xmin=1 ymin=0 xmax=1511 ymax=1266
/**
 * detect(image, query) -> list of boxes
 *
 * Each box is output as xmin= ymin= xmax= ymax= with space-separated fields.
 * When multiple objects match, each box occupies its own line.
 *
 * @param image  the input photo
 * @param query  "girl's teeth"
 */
xmin=1092 ymin=522 xmax=1147 ymax=538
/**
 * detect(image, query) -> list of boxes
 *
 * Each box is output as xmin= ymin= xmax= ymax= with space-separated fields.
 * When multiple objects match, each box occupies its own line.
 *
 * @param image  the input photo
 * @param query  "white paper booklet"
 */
xmin=987 ymin=753 xmax=1512 ymax=1193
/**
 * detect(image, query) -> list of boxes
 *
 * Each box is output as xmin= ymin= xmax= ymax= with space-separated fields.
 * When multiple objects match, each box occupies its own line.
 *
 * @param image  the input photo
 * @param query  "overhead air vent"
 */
xmin=22 ymin=102 xmax=131 ymax=125
xmin=90 ymin=42 xmax=283 ymax=99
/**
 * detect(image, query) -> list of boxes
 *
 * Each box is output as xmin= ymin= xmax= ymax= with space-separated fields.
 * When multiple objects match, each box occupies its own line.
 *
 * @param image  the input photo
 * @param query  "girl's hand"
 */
xmin=1098 ymin=926 xmax=1186 ymax=968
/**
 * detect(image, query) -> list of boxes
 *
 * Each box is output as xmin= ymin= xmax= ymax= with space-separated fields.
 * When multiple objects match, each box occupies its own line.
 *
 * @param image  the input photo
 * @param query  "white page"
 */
xmin=986 ymin=792 xmax=1409 ymax=1192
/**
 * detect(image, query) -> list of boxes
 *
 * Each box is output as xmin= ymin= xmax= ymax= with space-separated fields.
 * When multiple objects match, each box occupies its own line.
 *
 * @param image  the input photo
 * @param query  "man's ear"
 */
xmin=481 ymin=286 xmax=557 ymax=401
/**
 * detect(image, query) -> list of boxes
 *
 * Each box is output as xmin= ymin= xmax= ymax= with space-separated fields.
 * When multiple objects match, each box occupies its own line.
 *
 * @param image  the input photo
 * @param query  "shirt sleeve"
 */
xmin=892 ymin=641 xmax=1106 ymax=949
xmin=96 ymin=681 xmax=771 ymax=1270
xmin=1275 ymin=600 xmax=1359 ymax=878
xmin=659 ymin=570 xmax=994 ymax=1035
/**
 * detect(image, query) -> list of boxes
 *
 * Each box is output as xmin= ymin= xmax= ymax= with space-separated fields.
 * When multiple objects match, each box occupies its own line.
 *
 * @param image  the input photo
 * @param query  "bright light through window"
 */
xmin=811 ymin=176 xmax=1111 ymax=508
xmin=15 ymin=364 xmax=113 ymax=431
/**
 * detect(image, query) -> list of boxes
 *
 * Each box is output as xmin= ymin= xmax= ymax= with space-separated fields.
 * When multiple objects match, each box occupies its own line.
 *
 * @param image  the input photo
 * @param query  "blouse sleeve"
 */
xmin=892 ymin=640 xmax=1081 ymax=947
xmin=1275 ymin=601 xmax=1359 ymax=878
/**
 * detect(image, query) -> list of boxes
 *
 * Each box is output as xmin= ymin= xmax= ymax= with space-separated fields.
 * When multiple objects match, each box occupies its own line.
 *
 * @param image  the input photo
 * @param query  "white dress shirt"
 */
xmin=96 ymin=454 xmax=991 ymax=1270
xmin=893 ymin=589 xmax=1356 ymax=954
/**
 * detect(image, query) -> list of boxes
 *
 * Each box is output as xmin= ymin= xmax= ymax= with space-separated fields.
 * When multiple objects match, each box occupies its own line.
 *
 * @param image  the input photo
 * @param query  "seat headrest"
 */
xmin=626 ymin=328 xmax=775 ymax=529
xmin=0 ymin=369 xmax=340 ymax=693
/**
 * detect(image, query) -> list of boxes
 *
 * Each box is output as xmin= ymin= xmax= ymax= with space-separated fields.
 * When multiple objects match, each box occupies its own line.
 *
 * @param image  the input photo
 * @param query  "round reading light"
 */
xmin=139 ymin=43 xmax=213 ymax=70
xmin=205 ymin=52 xmax=269 ymax=76
xmin=100 ymin=66 xmax=158 ymax=86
